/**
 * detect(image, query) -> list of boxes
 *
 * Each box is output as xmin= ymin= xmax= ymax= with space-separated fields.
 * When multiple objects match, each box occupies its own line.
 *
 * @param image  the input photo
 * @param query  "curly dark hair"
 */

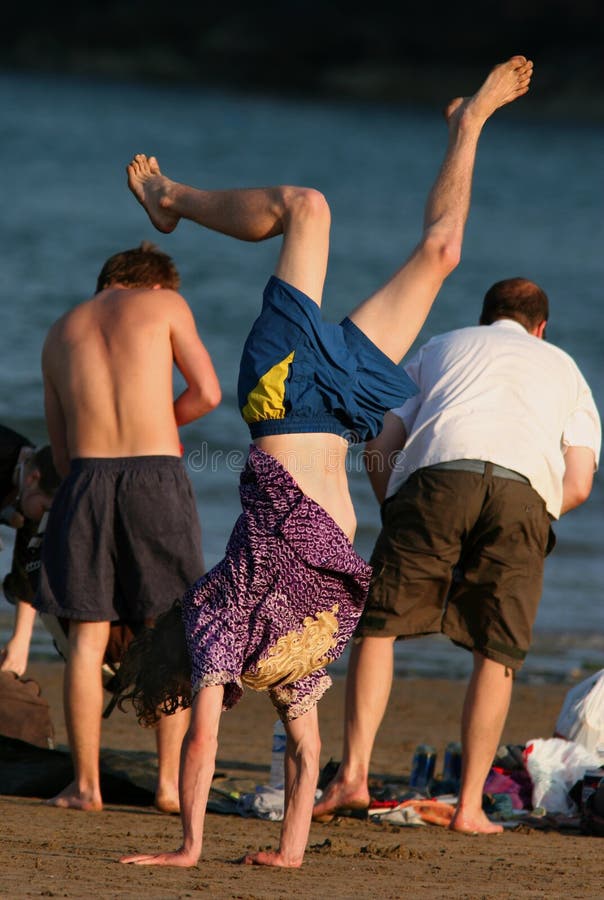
xmin=31 ymin=445 xmax=61 ymax=495
xmin=114 ymin=600 xmax=193 ymax=726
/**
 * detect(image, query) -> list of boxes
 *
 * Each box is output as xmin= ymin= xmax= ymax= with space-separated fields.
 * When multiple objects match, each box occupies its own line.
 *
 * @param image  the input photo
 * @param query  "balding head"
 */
xmin=480 ymin=278 xmax=549 ymax=332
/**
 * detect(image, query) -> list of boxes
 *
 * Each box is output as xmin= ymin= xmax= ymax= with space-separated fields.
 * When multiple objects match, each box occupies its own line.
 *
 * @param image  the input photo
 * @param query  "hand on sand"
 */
xmin=120 ymin=847 xmax=198 ymax=867
xmin=242 ymin=849 xmax=303 ymax=868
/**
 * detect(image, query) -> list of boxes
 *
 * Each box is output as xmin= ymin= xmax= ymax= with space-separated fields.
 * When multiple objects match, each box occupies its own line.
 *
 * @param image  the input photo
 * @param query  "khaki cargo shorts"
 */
xmin=357 ymin=463 xmax=555 ymax=670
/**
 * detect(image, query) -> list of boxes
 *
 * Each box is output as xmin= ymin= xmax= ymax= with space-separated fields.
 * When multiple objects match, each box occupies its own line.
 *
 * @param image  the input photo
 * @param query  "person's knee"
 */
xmin=68 ymin=620 xmax=110 ymax=659
xmin=419 ymin=228 xmax=462 ymax=279
xmin=282 ymin=187 xmax=331 ymax=230
xmin=472 ymin=649 xmax=516 ymax=680
xmin=351 ymin=634 xmax=397 ymax=664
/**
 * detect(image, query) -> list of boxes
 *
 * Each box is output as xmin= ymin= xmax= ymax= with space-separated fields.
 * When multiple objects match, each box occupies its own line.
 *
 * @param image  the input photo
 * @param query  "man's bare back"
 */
xmin=43 ymin=281 xmax=220 ymax=475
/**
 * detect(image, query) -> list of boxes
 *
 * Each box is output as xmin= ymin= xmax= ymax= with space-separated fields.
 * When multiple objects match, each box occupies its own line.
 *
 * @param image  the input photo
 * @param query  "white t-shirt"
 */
xmin=387 ymin=319 xmax=601 ymax=518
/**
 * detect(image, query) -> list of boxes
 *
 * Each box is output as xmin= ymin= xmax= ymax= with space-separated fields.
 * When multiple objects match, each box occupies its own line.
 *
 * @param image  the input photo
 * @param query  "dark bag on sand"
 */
xmin=0 ymin=671 xmax=55 ymax=749
xmin=583 ymin=785 xmax=604 ymax=837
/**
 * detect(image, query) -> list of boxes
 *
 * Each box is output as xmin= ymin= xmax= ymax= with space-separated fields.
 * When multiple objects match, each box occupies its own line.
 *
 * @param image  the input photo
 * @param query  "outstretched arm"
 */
xmin=244 ymin=705 xmax=320 ymax=868
xmin=348 ymin=56 xmax=533 ymax=363
xmin=120 ymin=685 xmax=223 ymax=867
xmin=0 ymin=600 xmax=36 ymax=676
xmin=127 ymin=156 xmax=330 ymax=305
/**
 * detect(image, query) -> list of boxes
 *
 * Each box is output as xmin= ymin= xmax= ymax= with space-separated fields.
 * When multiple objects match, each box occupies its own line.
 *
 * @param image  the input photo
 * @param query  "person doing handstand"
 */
xmin=119 ymin=56 xmax=533 ymax=868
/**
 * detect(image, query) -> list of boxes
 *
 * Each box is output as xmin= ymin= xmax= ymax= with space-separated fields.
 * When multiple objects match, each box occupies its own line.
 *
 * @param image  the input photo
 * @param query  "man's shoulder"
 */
xmin=115 ymin=286 xmax=189 ymax=316
xmin=55 ymin=288 xmax=188 ymax=325
xmin=47 ymin=296 xmax=95 ymax=331
xmin=421 ymin=324 xmax=485 ymax=351
xmin=529 ymin=335 xmax=586 ymax=379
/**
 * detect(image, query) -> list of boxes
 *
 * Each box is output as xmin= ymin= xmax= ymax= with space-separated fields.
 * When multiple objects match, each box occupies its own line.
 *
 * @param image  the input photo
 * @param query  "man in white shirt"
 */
xmin=313 ymin=277 xmax=601 ymax=833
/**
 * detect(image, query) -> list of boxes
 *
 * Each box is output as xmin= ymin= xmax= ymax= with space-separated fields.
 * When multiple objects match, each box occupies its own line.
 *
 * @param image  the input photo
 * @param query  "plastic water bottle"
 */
xmin=269 ymin=719 xmax=287 ymax=789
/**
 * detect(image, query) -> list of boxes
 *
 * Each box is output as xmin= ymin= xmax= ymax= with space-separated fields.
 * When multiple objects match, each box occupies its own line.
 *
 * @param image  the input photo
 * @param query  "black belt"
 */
xmin=427 ymin=459 xmax=530 ymax=484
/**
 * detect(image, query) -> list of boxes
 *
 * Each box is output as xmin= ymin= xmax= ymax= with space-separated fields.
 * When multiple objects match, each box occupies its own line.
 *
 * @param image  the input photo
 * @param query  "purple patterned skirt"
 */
xmin=182 ymin=445 xmax=371 ymax=720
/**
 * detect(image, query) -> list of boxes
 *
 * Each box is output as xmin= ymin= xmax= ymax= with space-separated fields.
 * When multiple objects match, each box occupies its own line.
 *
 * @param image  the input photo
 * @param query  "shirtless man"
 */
xmin=118 ymin=56 xmax=533 ymax=867
xmin=33 ymin=241 xmax=221 ymax=811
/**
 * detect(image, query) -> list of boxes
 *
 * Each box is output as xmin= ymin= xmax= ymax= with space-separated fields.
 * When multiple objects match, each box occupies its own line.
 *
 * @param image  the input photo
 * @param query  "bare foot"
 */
xmin=449 ymin=806 xmax=504 ymax=835
xmin=126 ymin=153 xmax=180 ymax=234
xmin=445 ymin=55 xmax=533 ymax=130
xmin=311 ymin=773 xmax=370 ymax=823
xmin=242 ymin=849 xmax=303 ymax=868
xmin=154 ymin=787 xmax=180 ymax=815
xmin=45 ymin=780 xmax=103 ymax=811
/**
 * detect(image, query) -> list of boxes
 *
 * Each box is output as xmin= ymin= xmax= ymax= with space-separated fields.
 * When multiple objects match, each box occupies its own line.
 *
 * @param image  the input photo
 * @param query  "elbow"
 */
xmin=183 ymin=726 xmax=219 ymax=762
xmin=194 ymin=381 xmax=222 ymax=417
xmin=204 ymin=382 xmax=222 ymax=413
xmin=572 ymin=481 xmax=592 ymax=507
xmin=562 ymin=478 xmax=593 ymax=513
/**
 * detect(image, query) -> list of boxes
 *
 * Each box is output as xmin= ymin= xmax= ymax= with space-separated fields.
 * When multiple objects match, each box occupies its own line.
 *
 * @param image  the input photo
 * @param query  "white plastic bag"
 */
xmin=555 ymin=668 xmax=604 ymax=758
xmin=524 ymin=737 xmax=601 ymax=814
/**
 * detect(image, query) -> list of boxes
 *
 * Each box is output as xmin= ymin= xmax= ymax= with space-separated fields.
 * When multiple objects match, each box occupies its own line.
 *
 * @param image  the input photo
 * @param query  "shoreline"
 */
xmin=3 ymin=62 xmax=604 ymax=125
xmin=3 ymin=606 xmax=602 ymax=687
xmin=19 ymin=661 xmax=573 ymax=769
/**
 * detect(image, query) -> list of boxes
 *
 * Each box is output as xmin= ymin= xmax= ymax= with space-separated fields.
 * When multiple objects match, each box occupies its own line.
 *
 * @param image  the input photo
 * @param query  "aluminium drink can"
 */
xmin=442 ymin=741 xmax=462 ymax=787
xmin=409 ymin=744 xmax=437 ymax=791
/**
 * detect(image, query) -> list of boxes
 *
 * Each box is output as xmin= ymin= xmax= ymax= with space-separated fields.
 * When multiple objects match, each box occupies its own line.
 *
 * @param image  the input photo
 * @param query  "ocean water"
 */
xmin=0 ymin=71 xmax=602 ymax=682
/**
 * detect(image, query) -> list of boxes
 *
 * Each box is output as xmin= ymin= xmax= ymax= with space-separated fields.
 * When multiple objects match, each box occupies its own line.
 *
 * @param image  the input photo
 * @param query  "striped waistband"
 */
xmin=426 ymin=459 xmax=530 ymax=484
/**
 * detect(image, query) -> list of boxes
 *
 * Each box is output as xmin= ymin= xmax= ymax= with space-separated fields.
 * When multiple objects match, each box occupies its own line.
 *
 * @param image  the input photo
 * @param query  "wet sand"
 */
xmin=1 ymin=660 xmax=601 ymax=899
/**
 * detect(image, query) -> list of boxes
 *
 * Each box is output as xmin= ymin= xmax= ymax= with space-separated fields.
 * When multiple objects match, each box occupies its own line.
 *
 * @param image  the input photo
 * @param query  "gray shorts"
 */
xmin=35 ymin=456 xmax=204 ymax=623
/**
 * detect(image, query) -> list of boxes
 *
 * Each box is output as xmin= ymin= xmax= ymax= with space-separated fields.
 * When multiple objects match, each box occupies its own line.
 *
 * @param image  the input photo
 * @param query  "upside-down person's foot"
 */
xmin=311 ymin=773 xmax=370 ymax=823
xmin=126 ymin=153 xmax=180 ymax=234
xmin=449 ymin=806 xmax=504 ymax=835
xmin=444 ymin=55 xmax=533 ymax=131
xmin=45 ymin=780 xmax=103 ymax=811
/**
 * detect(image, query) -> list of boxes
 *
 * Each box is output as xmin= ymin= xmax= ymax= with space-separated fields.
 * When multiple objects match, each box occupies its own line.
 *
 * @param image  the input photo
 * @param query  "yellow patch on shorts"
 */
xmin=241 ymin=350 xmax=295 ymax=423
xmin=242 ymin=604 xmax=339 ymax=692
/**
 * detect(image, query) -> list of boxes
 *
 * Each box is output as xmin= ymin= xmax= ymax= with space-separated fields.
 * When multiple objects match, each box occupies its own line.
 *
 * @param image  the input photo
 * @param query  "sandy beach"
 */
xmin=1 ymin=660 xmax=601 ymax=899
